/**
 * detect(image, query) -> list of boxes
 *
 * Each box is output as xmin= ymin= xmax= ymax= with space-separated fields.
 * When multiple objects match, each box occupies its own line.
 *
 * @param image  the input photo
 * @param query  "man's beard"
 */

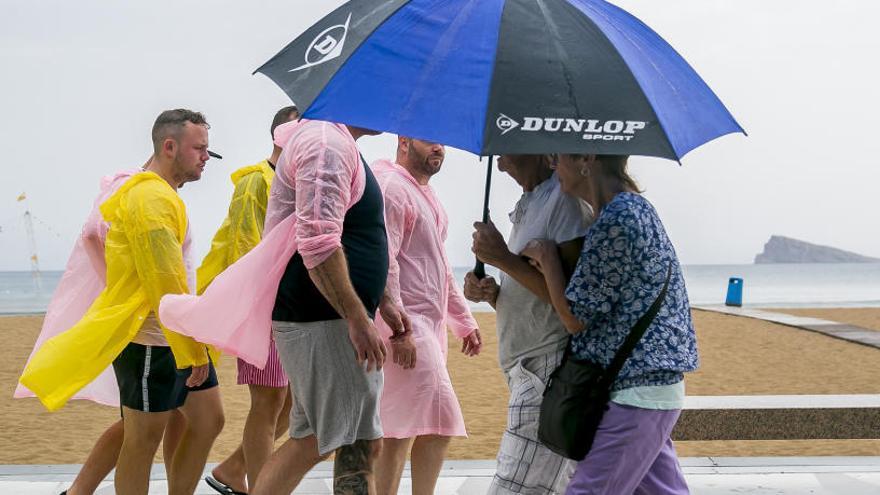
xmin=420 ymin=155 xmax=443 ymax=176
xmin=173 ymin=159 xmax=201 ymax=185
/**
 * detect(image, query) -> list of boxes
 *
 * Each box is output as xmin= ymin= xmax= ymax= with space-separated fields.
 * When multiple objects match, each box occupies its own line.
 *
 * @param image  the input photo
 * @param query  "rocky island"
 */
xmin=755 ymin=236 xmax=880 ymax=264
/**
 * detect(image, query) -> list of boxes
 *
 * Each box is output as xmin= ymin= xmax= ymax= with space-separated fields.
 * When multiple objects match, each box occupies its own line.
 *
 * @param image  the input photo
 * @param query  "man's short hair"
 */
xmin=271 ymin=105 xmax=300 ymax=138
xmin=152 ymin=109 xmax=209 ymax=154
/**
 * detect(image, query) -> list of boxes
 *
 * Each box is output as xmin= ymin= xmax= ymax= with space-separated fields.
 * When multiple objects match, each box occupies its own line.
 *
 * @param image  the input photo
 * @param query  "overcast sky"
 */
xmin=1 ymin=0 xmax=878 ymax=271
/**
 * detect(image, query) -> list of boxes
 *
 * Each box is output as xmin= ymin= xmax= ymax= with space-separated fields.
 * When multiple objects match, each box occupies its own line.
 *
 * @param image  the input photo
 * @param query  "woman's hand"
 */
xmin=522 ymin=239 xmax=587 ymax=334
xmin=520 ymin=239 xmax=558 ymax=274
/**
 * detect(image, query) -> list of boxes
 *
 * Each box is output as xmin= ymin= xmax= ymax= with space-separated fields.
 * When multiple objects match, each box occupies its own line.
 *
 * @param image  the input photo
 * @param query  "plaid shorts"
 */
xmin=489 ymin=350 xmax=576 ymax=494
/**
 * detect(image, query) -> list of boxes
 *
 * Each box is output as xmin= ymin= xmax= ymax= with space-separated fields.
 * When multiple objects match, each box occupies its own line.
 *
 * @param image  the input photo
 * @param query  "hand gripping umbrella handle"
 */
xmin=473 ymin=156 xmax=494 ymax=279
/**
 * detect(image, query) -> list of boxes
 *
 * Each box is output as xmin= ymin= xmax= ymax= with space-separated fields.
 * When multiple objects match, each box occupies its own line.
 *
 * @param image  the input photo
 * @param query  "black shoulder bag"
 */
xmin=538 ymin=265 xmax=672 ymax=461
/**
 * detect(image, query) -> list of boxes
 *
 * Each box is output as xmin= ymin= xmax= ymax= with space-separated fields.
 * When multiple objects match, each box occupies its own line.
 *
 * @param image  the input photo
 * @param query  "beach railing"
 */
xmin=673 ymin=395 xmax=880 ymax=440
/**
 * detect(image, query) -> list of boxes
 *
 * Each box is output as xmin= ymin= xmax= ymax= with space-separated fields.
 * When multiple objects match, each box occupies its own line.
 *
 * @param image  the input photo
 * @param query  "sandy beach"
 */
xmin=2 ymin=308 xmax=880 ymax=464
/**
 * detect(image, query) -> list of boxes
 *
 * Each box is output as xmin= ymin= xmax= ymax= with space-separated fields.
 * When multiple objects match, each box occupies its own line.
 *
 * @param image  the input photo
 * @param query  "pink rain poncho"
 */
xmin=159 ymin=120 xmax=366 ymax=366
xmin=14 ymin=170 xmax=136 ymax=406
xmin=372 ymin=159 xmax=478 ymax=438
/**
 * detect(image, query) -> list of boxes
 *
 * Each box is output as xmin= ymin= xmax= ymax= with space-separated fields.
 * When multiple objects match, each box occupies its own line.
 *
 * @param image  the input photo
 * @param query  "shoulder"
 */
xmin=597 ymin=193 xmax=654 ymax=238
xmin=95 ymin=169 xmax=137 ymax=205
xmin=286 ymin=124 xmax=358 ymax=179
xmin=369 ymin=159 xmax=396 ymax=179
xmin=380 ymin=174 xmax=411 ymax=198
xmin=235 ymin=169 xmax=270 ymax=195
xmin=127 ymin=175 xmax=173 ymax=197
xmin=292 ymin=121 xmax=354 ymax=155
xmin=231 ymin=162 xmax=269 ymax=185
xmin=125 ymin=175 xmax=183 ymax=213
xmin=100 ymin=168 xmax=138 ymax=190
xmin=233 ymin=172 xmax=270 ymax=206
xmin=612 ymin=193 xmax=658 ymax=223
xmin=374 ymin=168 xmax=417 ymax=215
xmin=371 ymin=160 xmax=406 ymax=190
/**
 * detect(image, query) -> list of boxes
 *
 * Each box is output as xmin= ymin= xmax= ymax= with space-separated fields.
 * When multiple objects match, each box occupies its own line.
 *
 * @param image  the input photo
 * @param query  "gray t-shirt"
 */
xmin=495 ymin=173 xmax=593 ymax=372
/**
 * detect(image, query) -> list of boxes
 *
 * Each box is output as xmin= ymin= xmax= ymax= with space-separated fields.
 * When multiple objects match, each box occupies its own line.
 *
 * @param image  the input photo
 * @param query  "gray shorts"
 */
xmin=273 ymin=319 xmax=383 ymax=455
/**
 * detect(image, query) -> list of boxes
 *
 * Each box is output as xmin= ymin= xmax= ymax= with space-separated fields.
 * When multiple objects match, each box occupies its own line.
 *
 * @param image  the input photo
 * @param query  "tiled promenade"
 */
xmin=695 ymin=305 xmax=880 ymax=349
xmin=3 ymin=457 xmax=880 ymax=494
xmin=8 ymin=309 xmax=878 ymax=493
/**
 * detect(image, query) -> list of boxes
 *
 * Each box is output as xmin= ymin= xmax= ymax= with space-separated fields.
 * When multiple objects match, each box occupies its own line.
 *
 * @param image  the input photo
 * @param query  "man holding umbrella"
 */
xmin=466 ymin=154 xmax=593 ymax=494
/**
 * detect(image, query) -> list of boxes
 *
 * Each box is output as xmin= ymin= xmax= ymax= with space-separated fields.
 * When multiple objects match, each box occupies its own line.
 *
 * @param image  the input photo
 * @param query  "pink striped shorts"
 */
xmin=236 ymin=337 xmax=289 ymax=388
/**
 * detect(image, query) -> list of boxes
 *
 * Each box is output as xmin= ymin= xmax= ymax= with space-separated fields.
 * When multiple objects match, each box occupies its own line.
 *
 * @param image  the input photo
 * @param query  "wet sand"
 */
xmin=2 ymin=308 xmax=879 ymax=464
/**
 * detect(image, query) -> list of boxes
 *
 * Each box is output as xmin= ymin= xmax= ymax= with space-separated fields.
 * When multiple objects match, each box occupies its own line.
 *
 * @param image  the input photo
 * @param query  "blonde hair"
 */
xmin=568 ymin=154 xmax=641 ymax=192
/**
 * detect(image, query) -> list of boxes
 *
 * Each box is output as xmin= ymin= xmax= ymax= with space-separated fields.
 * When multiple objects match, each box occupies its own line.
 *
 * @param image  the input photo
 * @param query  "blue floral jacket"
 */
xmin=566 ymin=192 xmax=699 ymax=391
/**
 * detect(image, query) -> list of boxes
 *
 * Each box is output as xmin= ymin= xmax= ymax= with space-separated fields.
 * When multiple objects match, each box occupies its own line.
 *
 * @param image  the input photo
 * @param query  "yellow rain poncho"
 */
xmin=20 ymin=172 xmax=211 ymax=412
xmin=195 ymin=161 xmax=274 ymax=294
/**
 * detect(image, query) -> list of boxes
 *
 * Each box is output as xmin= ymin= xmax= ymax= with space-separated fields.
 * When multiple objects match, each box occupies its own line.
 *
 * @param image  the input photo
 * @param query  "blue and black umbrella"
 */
xmin=255 ymin=0 xmax=744 ymax=275
xmin=256 ymin=0 xmax=743 ymax=159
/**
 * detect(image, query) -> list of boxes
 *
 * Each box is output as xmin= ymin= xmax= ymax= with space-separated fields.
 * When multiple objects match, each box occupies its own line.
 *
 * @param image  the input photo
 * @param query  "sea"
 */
xmin=1 ymin=263 xmax=878 ymax=315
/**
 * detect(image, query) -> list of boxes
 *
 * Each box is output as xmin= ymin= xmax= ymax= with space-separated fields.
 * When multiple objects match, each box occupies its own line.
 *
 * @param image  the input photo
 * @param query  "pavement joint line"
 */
xmin=3 ymin=458 xmax=880 ymax=479
xmin=694 ymin=305 xmax=880 ymax=350
xmin=682 ymin=394 xmax=880 ymax=409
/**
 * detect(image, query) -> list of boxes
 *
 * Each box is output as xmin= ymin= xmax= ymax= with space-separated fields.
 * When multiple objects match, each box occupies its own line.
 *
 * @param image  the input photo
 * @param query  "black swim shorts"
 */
xmin=112 ymin=343 xmax=218 ymax=413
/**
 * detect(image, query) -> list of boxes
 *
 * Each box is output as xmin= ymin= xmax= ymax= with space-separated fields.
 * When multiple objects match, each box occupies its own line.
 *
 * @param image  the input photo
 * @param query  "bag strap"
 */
xmin=599 ymin=264 xmax=672 ymax=390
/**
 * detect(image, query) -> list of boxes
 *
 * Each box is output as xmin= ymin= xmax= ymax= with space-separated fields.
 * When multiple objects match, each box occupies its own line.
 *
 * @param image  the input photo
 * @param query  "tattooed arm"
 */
xmin=308 ymin=249 xmax=387 ymax=372
xmin=291 ymin=125 xmax=387 ymax=372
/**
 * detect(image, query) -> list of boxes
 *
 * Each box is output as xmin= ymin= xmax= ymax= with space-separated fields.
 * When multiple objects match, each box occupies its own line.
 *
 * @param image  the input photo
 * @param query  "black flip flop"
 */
xmin=205 ymin=476 xmax=248 ymax=495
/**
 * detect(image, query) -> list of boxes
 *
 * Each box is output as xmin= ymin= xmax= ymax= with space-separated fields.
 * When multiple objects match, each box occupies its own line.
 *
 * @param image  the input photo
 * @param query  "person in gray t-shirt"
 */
xmin=465 ymin=154 xmax=592 ymax=494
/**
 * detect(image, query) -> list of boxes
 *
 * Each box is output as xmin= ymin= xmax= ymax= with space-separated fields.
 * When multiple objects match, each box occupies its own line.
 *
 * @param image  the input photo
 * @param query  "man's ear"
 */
xmin=163 ymin=137 xmax=177 ymax=158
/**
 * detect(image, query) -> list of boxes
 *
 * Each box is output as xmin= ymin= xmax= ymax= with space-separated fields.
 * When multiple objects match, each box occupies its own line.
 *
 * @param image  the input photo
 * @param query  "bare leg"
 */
xmin=275 ymin=388 xmax=293 ymax=439
xmin=241 ymin=385 xmax=287 ymax=488
xmin=167 ymin=387 xmax=225 ymax=495
xmin=115 ymin=407 xmax=170 ymax=495
xmin=334 ymin=439 xmax=382 ymax=495
xmin=374 ymin=437 xmax=413 ymax=495
xmin=162 ymin=409 xmax=186 ymax=475
xmin=251 ymin=435 xmax=328 ymax=495
xmin=66 ymin=420 xmax=124 ymax=495
xmin=410 ymin=435 xmax=451 ymax=495
xmin=212 ymin=386 xmax=292 ymax=492
xmin=209 ymin=445 xmax=248 ymax=494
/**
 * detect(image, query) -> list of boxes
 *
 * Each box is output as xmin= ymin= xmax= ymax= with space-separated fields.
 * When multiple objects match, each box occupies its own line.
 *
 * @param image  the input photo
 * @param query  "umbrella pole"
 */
xmin=473 ymin=156 xmax=494 ymax=279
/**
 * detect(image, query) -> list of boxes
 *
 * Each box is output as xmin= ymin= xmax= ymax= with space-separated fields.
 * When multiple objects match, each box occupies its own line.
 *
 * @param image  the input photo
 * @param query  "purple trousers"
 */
xmin=565 ymin=403 xmax=689 ymax=495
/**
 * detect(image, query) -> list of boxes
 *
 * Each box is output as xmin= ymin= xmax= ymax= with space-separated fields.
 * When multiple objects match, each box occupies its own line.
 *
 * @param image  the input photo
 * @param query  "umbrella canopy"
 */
xmin=256 ymin=0 xmax=744 ymax=160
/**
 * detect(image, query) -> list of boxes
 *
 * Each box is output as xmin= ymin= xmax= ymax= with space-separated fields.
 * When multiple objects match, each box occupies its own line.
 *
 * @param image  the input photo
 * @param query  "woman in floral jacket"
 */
xmin=521 ymin=154 xmax=697 ymax=495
